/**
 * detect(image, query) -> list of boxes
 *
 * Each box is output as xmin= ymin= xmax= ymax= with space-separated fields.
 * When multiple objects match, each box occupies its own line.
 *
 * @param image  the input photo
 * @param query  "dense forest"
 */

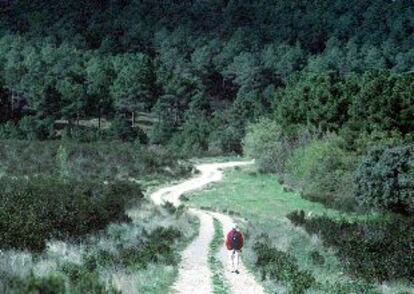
xmin=0 ymin=0 xmax=413 ymax=153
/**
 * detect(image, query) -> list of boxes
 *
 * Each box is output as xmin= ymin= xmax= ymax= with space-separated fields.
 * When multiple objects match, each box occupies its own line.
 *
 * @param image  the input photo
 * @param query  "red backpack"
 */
xmin=226 ymin=229 xmax=244 ymax=250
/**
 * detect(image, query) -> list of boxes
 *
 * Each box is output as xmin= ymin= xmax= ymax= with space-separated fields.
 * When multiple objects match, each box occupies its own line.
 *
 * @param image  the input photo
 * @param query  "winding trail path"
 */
xmin=150 ymin=161 xmax=264 ymax=294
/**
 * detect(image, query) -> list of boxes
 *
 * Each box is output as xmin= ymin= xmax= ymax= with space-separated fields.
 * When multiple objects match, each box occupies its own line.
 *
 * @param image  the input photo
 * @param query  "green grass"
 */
xmin=209 ymin=219 xmax=230 ymax=294
xmin=187 ymin=165 xmax=361 ymax=221
xmin=132 ymin=264 xmax=177 ymax=294
xmin=186 ymin=165 xmax=412 ymax=293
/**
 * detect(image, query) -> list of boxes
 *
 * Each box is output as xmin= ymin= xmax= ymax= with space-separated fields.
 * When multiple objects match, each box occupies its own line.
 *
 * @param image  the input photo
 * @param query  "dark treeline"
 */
xmin=0 ymin=0 xmax=413 ymax=152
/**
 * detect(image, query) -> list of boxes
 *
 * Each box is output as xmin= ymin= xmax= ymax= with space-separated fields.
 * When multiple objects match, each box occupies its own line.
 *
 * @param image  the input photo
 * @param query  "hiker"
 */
xmin=226 ymin=224 xmax=244 ymax=274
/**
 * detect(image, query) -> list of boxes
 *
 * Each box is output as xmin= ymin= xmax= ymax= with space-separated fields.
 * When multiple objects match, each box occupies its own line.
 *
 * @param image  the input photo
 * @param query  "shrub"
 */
xmin=253 ymin=234 xmax=316 ymax=294
xmin=354 ymin=144 xmax=414 ymax=215
xmin=288 ymin=136 xmax=359 ymax=210
xmin=137 ymin=227 xmax=182 ymax=266
xmin=61 ymin=263 xmax=119 ymax=293
xmin=6 ymin=273 xmax=66 ymax=294
xmin=0 ymin=177 xmax=143 ymax=251
xmin=243 ymin=118 xmax=290 ymax=173
xmin=0 ymin=140 xmax=190 ymax=180
xmin=84 ymin=226 xmax=182 ymax=270
xmin=61 ymin=125 xmax=110 ymax=143
xmin=17 ymin=117 xmax=55 ymax=140
xmin=287 ymin=210 xmax=414 ymax=283
xmin=0 ymin=122 xmax=21 ymax=139
xmin=309 ymin=250 xmax=325 ymax=266
xmin=109 ymin=116 xmax=148 ymax=143
xmin=286 ymin=138 xmax=333 ymax=180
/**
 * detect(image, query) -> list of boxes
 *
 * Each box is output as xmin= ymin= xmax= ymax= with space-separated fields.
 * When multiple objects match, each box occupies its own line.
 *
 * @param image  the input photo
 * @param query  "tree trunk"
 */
xmin=10 ymin=90 xmax=14 ymax=119
xmin=98 ymin=107 xmax=101 ymax=129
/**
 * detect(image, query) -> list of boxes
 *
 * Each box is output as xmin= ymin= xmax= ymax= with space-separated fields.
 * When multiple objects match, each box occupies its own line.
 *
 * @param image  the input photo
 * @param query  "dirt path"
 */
xmin=150 ymin=161 xmax=264 ymax=294
xmin=209 ymin=212 xmax=264 ymax=294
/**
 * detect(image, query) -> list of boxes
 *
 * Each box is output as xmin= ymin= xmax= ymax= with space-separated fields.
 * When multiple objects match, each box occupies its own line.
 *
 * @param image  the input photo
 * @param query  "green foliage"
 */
xmin=0 ymin=140 xmax=190 ymax=180
xmin=287 ymin=210 xmax=414 ymax=283
xmin=5 ymin=273 xmax=66 ymax=294
xmin=0 ymin=177 xmax=142 ymax=251
xmin=309 ymin=250 xmax=325 ymax=266
xmin=254 ymin=234 xmax=316 ymax=294
xmin=348 ymin=71 xmax=414 ymax=135
xmin=17 ymin=117 xmax=55 ymax=140
xmin=286 ymin=137 xmax=332 ymax=180
xmin=3 ymin=264 xmax=119 ymax=293
xmin=61 ymin=263 xmax=119 ymax=293
xmin=243 ymin=118 xmax=289 ymax=173
xmin=85 ymin=227 xmax=182 ymax=270
xmin=209 ymin=219 xmax=230 ymax=294
xmin=354 ymin=144 xmax=414 ymax=215
xmin=294 ymin=136 xmax=359 ymax=211
xmin=275 ymin=72 xmax=350 ymax=132
xmin=0 ymin=1 xmax=413 ymax=148
xmin=110 ymin=53 xmax=155 ymax=116
xmin=108 ymin=116 xmax=147 ymax=143
xmin=0 ymin=122 xmax=21 ymax=139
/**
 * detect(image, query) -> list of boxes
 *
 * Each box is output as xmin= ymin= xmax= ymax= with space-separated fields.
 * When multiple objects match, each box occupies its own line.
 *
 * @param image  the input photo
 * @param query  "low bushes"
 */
xmin=61 ymin=263 xmax=120 ymax=293
xmin=4 ymin=258 xmax=132 ymax=293
xmin=287 ymin=210 xmax=414 ymax=283
xmin=0 ymin=140 xmax=191 ymax=180
xmin=0 ymin=177 xmax=143 ymax=252
xmin=3 ymin=273 xmax=66 ymax=294
xmin=1 ymin=202 xmax=197 ymax=293
xmin=253 ymin=234 xmax=316 ymax=294
xmin=84 ymin=226 xmax=182 ymax=271
xmin=354 ymin=144 xmax=414 ymax=215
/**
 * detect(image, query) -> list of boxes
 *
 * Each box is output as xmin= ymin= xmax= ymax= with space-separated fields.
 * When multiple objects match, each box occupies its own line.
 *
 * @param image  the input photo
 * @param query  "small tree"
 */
xmin=354 ymin=144 xmax=414 ymax=215
xmin=243 ymin=118 xmax=289 ymax=173
xmin=110 ymin=53 xmax=154 ymax=125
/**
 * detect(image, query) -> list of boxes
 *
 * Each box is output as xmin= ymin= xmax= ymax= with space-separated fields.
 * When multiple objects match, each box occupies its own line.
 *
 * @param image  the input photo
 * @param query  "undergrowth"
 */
xmin=253 ymin=234 xmax=316 ymax=294
xmin=0 ymin=177 xmax=142 ymax=252
xmin=209 ymin=219 xmax=230 ymax=294
xmin=287 ymin=210 xmax=414 ymax=284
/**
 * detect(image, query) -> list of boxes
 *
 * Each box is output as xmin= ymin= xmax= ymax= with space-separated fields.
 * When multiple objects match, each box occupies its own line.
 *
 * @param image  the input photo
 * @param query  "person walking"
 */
xmin=225 ymin=224 xmax=244 ymax=274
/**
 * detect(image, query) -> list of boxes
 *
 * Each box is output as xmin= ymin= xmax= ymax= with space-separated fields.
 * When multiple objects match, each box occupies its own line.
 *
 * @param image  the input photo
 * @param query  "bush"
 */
xmin=84 ymin=226 xmax=182 ymax=270
xmin=109 ymin=116 xmax=148 ymax=143
xmin=0 ymin=140 xmax=190 ymax=180
xmin=61 ymin=263 xmax=119 ymax=293
xmin=309 ymin=250 xmax=325 ymax=266
xmin=121 ymin=227 xmax=181 ymax=268
xmin=0 ymin=177 xmax=143 ymax=251
xmin=243 ymin=118 xmax=290 ymax=173
xmin=253 ymin=234 xmax=316 ymax=294
xmin=17 ymin=117 xmax=55 ymax=140
xmin=61 ymin=125 xmax=109 ymax=143
xmin=0 ymin=122 xmax=21 ymax=139
xmin=5 ymin=273 xmax=66 ymax=294
xmin=288 ymin=136 xmax=359 ymax=210
xmin=287 ymin=210 xmax=414 ymax=283
xmin=2 ymin=265 xmax=119 ymax=293
xmin=354 ymin=144 xmax=414 ymax=215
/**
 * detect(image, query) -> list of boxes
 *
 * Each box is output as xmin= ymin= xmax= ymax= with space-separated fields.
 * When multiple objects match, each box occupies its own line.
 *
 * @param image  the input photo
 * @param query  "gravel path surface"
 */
xmin=150 ymin=161 xmax=264 ymax=294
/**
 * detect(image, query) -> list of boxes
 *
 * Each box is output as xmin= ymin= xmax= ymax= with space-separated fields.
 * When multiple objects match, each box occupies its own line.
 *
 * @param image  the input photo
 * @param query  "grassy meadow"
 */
xmin=186 ymin=165 xmax=413 ymax=294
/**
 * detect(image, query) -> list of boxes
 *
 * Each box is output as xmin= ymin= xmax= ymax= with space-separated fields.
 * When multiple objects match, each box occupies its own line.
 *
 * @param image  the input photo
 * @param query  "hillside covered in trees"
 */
xmin=0 ymin=0 xmax=413 ymax=152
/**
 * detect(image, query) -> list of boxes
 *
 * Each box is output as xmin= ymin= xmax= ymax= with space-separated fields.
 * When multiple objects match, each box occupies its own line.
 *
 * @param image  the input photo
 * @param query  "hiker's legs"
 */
xmin=230 ymin=250 xmax=236 ymax=271
xmin=230 ymin=250 xmax=240 ymax=272
xmin=234 ymin=250 xmax=240 ymax=270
